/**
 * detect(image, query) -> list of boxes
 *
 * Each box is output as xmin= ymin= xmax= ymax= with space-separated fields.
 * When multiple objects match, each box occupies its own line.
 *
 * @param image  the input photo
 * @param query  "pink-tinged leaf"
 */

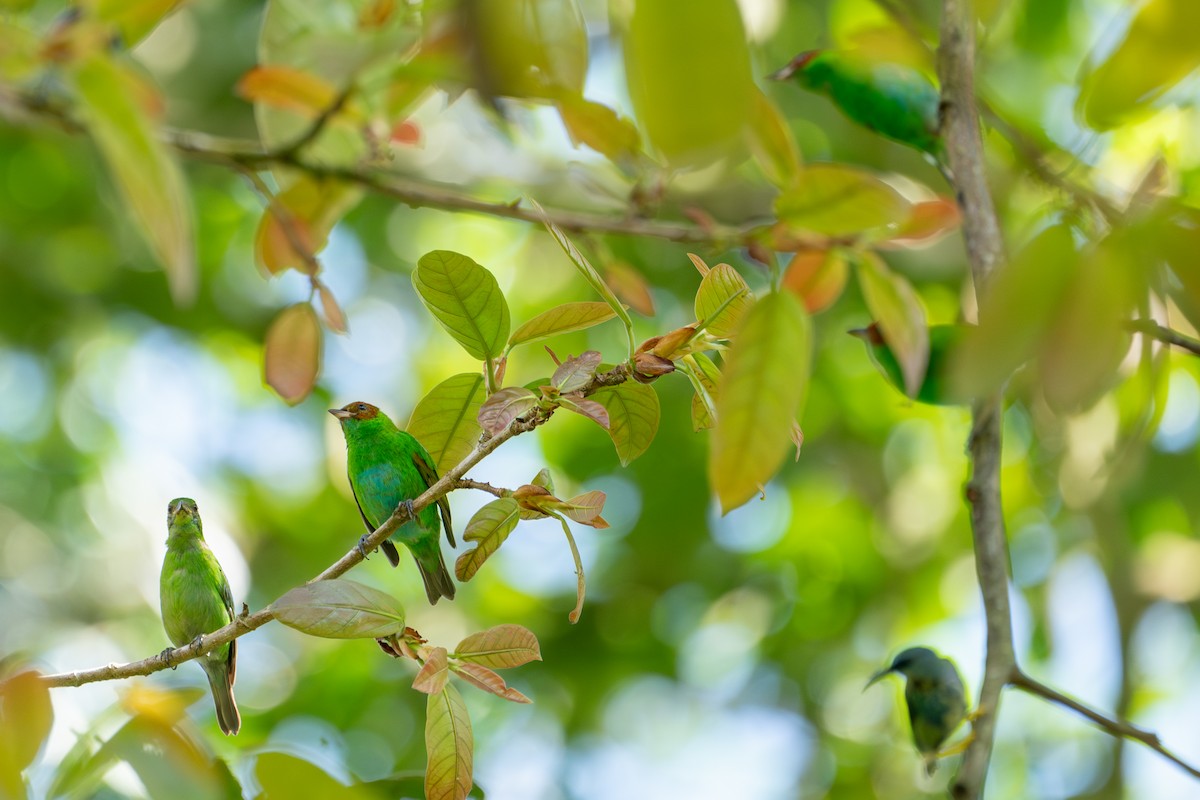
xmin=775 ymin=164 xmax=910 ymax=237
xmin=591 ymin=382 xmax=660 ymax=465
xmin=254 ymin=177 xmax=361 ymax=276
xmin=513 ymin=483 xmax=556 ymax=520
xmin=425 ymin=683 xmax=473 ymax=800
xmin=450 ymin=662 xmax=532 ymax=704
xmin=477 ymin=387 xmax=539 ymax=435
xmin=316 ymin=282 xmax=348 ymax=334
xmin=72 ymin=54 xmax=195 ymax=304
xmin=782 ymin=249 xmax=849 ymax=313
xmin=413 ymin=647 xmax=450 ymax=695
xmin=855 ymin=251 xmax=928 ymax=398
xmin=454 ymin=624 xmax=542 ymax=669
xmin=746 ymin=87 xmax=802 ymax=188
xmin=0 ymin=670 xmax=53 ymax=796
xmin=263 ymin=303 xmax=321 ymax=405
xmin=605 ymin=260 xmax=656 ymax=316
xmin=236 ymin=65 xmax=338 ymax=118
xmin=271 ymin=578 xmax=405 ymax=638
xmin=558 ymin=395 xmax=609 ymax=429
xmin=556 ymin=490 xmax=608 ymax=528
xmin=557 ymin=94 xmax=640 ymax=163
xmin=551 ymin=350 xmax=602 ymax=393
xmin=454 ymin=498 xmax=521 ymax=582
xmin=880 ymin=198 xmax=961 ymax=249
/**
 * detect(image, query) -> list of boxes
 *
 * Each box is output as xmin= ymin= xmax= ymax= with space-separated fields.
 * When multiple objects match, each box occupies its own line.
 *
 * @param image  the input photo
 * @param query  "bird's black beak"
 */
xmin=864 ymin=666 xmax=894 ymax=690
xmin=329 ymin=408 xmax=352 ymax=420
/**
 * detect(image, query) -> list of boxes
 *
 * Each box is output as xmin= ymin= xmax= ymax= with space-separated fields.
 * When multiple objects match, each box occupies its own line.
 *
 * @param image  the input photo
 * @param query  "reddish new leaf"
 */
xmin=477 ymin=387 xmax=539 ymax=435
xmin=454 ymin=624 xmax=542 ymax=669
xmin=263 ymin=303 xmax=321 ymax=405
xmin=413 ymin=647 xmax=450 ymax=695
xmin=451 ymin=662 xmax=531 ymax=704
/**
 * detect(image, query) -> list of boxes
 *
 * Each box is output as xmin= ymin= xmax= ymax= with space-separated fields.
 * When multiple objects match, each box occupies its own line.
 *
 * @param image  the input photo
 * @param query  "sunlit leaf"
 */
xmin=72 ymin=53 xmax=195 ymax=304
xmin=558 ymin=395 xmax=610 ymax=429
xmin=0 ymin=671 xmax=52 ymax=797
xmin=454 ymin=624 xmax=542 ymax=669
xmin=747 ymin=87 xmax=802 ymax=188
xmin=263 ymin=302 xmax=321 ymax=405
xmin=775 ymin=164 xmax=910 ymax=237
xmin=557 ymin=95 xmax=640 ymax=164
xmin=407 ymin=373 xmax=486 ymax=473
xmin=551 ymin=350 xmax=601 ymax=393
xmin=454 ymin=498 xmax=521 ymax=581
xmin=477 ymin=387 xmax=538 ymax=436
xmin=782 ymin=249 xmax=849 ymax=313
xmin=272 ymin=579 xmax=405 ymax=639
xmin=424 ymin=684 xmax=473 ymax=800
xmin=257 ymin=751 xmax=369 ymax=800
xmin=412 ymin=647 xmax=450 ymax=695
xmin=91 ymin=0 xmax=185 ymax=47
xmin=683 ymin=353 xmax=720 ymax=431
xmin=413 ymin=250 xmax=510 ymax=360
xmin=709 ymin=291 xmax=811 ymax=513
xmin=472 ymin=0 xmax=587 ymax=99
xmin=591 ymin=382 xmax=660 ymax=465
xmin=604 ymin=260 xmax=656 ymax=316
xmin=880 ymin=197 xmax=961 ymax=249
xmin=254 ymin=176 xmax=361 ymax=276
xmin=509 ymin=303 xmax=620 ymax=349
xmin=450 ymin=662 xmax=531 ymax=704
xmin=237 ymin=65 xmax=338 ymax=118
xmin=695 ymin=264 xmax=752 ymax=338
xmin=855 ymin=250 xmax=928 ymax=398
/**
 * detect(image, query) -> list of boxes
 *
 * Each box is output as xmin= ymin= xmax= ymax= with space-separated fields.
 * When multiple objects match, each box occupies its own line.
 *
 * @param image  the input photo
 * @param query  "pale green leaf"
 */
xmin=425 ymin=684 xmax=473 ymax=800
xmin=413 ymin=250 xmax=510 ymax=360
xmin=407 ymin=373 xmax=486 ymax=473
xmin=591 ymin=382 xmax=660 ymax=465
xmin=271 ymin=579 xmax=405 ymax=639
xmin=694 ymin=264 xmax=752 ymax=338
xmin=855 ymin=251 xmax=929 ymax=398
xmin=775 ymin=164 xmax=910 ymax=237
xmin=454 ymin=498 xmax=521 ymax=581
xmin=454 ymin=624 xmax=542 ymax=669
xmin=508 ymin=302 xmax=620 ymax=348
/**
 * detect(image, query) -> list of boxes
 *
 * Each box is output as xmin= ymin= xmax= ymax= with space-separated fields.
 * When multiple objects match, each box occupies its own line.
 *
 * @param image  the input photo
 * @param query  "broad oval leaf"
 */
xmin=271 ymin=578 xmax=405 ymax=639
xmin=551 ymin=350 xmax=602 ymax=393
xmin=695 ymin=264 xmax=752 ymax=338
xmin=855 ymin=251 xmax=928 ymax=398
xmin=0 ymin=670 xmax=53 ymax=789
xmin=775 ymin=164 xmax=910 ymax=237
xmin=412 ymin=647 xmax=450 ymax=695
xmin=263 ymin=302 xmax=321 ymax=405
xmin=413 ymin=251 xmax=510 ymax=360
xmin=454 ymin=624 xmax=542 ymax=668
xmin=451 ymin=662 xmax=531 ymax=704
xmin=556 ymin=490 xmax=608 ymax=527
xmin=782 ymin=249 xmax=849 ymax=313
xmin=425 ymin=684 xmax=473 ymax=800
xmin=477 ymin=387 xmax=539 ymax=436
xmin=454 ymin=498 xmax=521 ymax=581
xmin=509 ymin=302 xmax=620 ymax=348
xmin=72 ymin=54 xmax=195 ymax=304
xmin=408 ymin=373 xmax=487 ymax=473
xmin=709 ymin=291 xmax=812 ymax=513
xmin=591 ymin=382 xmax=660 ymax=465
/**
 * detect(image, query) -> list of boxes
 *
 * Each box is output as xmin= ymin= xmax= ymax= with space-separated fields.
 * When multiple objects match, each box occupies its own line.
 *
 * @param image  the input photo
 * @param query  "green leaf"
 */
xmin=508 ymin=302 xmax=620 ymax=349
xmin=747 ymin=87 xmax=802 ymax=188
xmin=257 ymin=752 xmax=371 ymax=800
xmin=454 ymin=624 xmax=543 ymax=669
xmin=412 ymin=647 xmax=450 ymax=695
xmin=450 ymin=662 xmax=532 ymax=704
xmin=263 ymin=302 xmax=322 ymax=406
xmin=591 ymin=382 xmax=660 ymax=465
xmin=477 ymin=387 xmax=539 ymax=436
xmin=624 ymin=0 xmax=754 ymax=164
xmin=855 ymin=251 xmax=929 ymax=398
xmin=775 ymin=164 xmax=910 ymax=237
xmin=681 ymin=353 xmax=720 ymax=431
xmin=425 ymin=683 xmax=473 ymax=800
xmin=472 ymin=0 xmax=587 ymax=99
xmin=694 ymin=264 xmax=753 ymax=338
xmin=271 ymin=579 xmax=405 ymax=639
xmin=551 ymin=350 xmax=601 ymax=393
xmin=407 ymin=373 xmax=487 ymax=473
xmin=709 ymin=291 xmax=811 ymax=513
xmin=454 ymin=498 xmax=521 ymax=581
xmin=94 ymin=0 xmax=187 ymax=47
xmin=413 ymin=251 xmax=510 ymax=360
xmin=1079 ymin=0 xmax=1200 ymax=130
xmin=0 ymin=671 xmax=52 ymax=797
xmin=557 ymin=95 xmax=641 ymax=164
xmin=72 ymin=54 xmax=195 ymax=304
xmin=98 ymin=715 xmax=233 ymax=800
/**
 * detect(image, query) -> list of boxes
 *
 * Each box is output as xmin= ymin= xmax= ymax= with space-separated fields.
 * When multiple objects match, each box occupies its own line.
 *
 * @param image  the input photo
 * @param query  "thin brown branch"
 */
xmin=276 ymin=82 xmax=356 ymax=160
xmin=1126 ymin=319 xmax=1200 ymax=357
xmin=238 ymin=167 xmax=323 ymax=278
xmin=452 ymin=478 xmax=510 ymax=498
xmin=937 ymin=1 xmax=1015 ymax=798
xmin=1011 ymin=671 xmax=1200 ymax=780
xmin=40 ymin=365 xmax=630 ymax=689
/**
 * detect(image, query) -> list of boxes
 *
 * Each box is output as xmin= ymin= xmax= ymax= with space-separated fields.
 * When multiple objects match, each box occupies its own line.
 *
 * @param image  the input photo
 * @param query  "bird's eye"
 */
xmin=356 ymin=403 xmax=367 ymax=411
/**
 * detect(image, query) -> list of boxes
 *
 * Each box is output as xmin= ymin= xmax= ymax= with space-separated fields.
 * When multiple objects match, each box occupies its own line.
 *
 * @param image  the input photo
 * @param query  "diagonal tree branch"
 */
xmin=1126 ymin=319 xmax=1200 ymax=357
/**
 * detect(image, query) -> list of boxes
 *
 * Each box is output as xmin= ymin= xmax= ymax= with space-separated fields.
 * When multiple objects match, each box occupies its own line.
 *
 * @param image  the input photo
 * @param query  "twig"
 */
xmin=1011 ymin=671 xmax=1200 ymax=780
xmin=1126 ymin=319 xmax=1200 ymax=357
xmin=937 ymin=1 xmax=1015 ymax=798
xmin=238 ymin=167 xmax=323 ymax=277
xmin=450 ymin=478 xmax=510 ymax=498
xmin=276 ymin=82 xmax=356 ymax=160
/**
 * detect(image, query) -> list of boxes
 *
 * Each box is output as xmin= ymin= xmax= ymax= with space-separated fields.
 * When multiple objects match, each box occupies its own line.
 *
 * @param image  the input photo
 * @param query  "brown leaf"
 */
xmin=633 ymin=351 xmax=675 ymax=381
xmin=551 ymin=350 xmax=602 ymax=393
xmin=782 ymin=249 xmax=849 ymax=313
xmin=454 ymin=624 xmax=542 ymax=669
xmin=263 ymin=303 xmax=321 ymax=405
xmin=451 ymin=662 xmax=531 ymax=704
xmin=477 ymin=387 xmax=539 ymax=435
xmin=879 ymin=197 xmax=962 ymax=249
xmin=316 ymin=282 xmax=348 ymax=334
xmin=413 ymin=647 xmax=450 ymax=695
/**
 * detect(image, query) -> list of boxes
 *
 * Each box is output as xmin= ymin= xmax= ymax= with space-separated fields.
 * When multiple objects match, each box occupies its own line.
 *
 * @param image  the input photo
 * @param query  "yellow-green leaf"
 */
xmin=454 ymin=624 xmax=542 ymax=669
xmin=257 ymin=752 xmax=369 ymax=800
xmin=425 ymin=684 xmax=473 ymax=800
xmin=454 ymin=498 xmax=521 ymax=582
xmin=0 ymin=671 xmax=53 ymax=797
xmin=72 ymin=54 xmax=195 ymax=304
xmin=747 ymin=87 xmax=802 ymax=188
xmin=694 ymin=263 xmax=752 ymax=338
xmin=557 ymin=95 xmax=641 ymax=164
xmin=263 ymin=302 xmax=321 ymax=405
xmin=407 ymin=373 xmax=487 ymax=473
xmin=855 ymin=251 xmax=928 ymax=398
xmin=775 ymin=164 xmax=910 ymax=238
xmin=709 ymin=291 xmax=811 ymax=513
xmin=272 ymin=579 xmax=405 ymax=638
xmin=509 ymin=302 xmax=620 ymax=349
xmin=413 ymin=251 xmax=510 ymax=360
xmin=591 ymin=382 xmax=660 ymax=465
xmin=91 ymin=0 xmax=185 ymax=47
xmin=472 ymin=0 xmax=587 ymax=99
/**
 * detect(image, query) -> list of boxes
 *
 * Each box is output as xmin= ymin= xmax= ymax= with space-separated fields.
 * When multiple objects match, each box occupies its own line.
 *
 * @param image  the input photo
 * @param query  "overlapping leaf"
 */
xmin=695 ymin=264 xmax=752 ymax=338
xmin=454 ymin=498 xmax=521 ymax=581
xmin=477 ymin=387 xmax=539 ymax=435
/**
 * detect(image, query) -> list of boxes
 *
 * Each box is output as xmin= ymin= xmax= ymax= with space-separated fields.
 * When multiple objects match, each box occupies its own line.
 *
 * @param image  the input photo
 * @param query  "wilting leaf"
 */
xmin=454 ymin=624 xmax=542 ymax=669
xmin=775 ymin=164 xmax=910 ymax=237
xmin=591 ymin=382 xmax=660 ymax=465
xmin=454 ymin=498 xmax=521 ymax=581
xmin=425 ymin=684 xmax=473 ymax=800
xmin=558 ymin=395 xmax=610 ymax=429
xmin=254 ymin=177 xmax=361 ymax=276
xmin=413 ymin=251 xmax=510 ymax=360
xmin=557 ymin=94 xmax=640 ymax=163
xmin=551 ymin=350 xmax=602 ymax=393
xmin=0 ymin=671 xmax=53 ymax=797
xmin=747 ymin=87 xmax=802 ymax=188
xmin=316 ymin=282 xmax=348 ymax=334
xmin=412 ymin=647 xmax=450 ymax=695
xmin=710 ymin=291 xmax=811 ymax=513
xmin=72 ymin=53 xmax=195 ymax=304
xmin=880 ymin=197 xmax=961 ymax=249
xmin=695 ymin=264 xmax=752 ymax=338
xmin=855 ymin=251 xmax=928 ymax=398
xmin=264 ymin=302 xmax=321 ymax=405
xmin=451 ymin=662 xmax=531 ymax=704
xmin=509 ymin=303 xmax=619 ymax=349
xmin=782 ymin=249 xmax=849 ymax=313
xmin=236 ymin=65 xmax=338 ymax=118
xmin=477 ymin=387 xmax=539 ymax=435
xmin=408 ymin=373 xmax=487 ymax=473
xmin=604 ymin=260 xmax=656 ymax=316
xmin=272 ymin=579 xmax=405 ymax=639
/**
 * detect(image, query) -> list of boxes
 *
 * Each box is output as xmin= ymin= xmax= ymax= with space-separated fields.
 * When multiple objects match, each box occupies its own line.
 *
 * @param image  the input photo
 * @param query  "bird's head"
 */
xmin=866 ymin=646 xmax=943 ymax=687
xmin=770 ymin=50 xmax=823 ymax=81
xmin=329 ymin=401 xmax=381 ymax=425
xmin=168 ymin=497 xmax=199 ymax=524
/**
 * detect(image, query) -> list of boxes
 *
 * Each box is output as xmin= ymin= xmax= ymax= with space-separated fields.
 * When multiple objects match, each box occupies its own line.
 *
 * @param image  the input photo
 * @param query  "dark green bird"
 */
xmin=330 ymin=401 xmax=456 ymax=604
xmin=160 ymin=497 xmax=240 ymax=735
xmin=850 ymin=322 xmax=968 ymax=405
xmin=772 ymin=50 xmax=945 ymax=164
xmin=867 ymin=647 xmax=968 ymax=775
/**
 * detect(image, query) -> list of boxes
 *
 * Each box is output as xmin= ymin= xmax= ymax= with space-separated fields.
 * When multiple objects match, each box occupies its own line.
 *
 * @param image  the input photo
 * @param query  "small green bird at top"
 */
xmin=330 ymin=401 xmax=456 ymax=604
xmin=867 ymin=647 xmax=969 ymax=775
xmin=850 ymin=322 xmax=968 ymax=405
xmin=771 ymin=50 xmax=945 ymax=165
xmin=160 ymin=497 xmax=240 ymax=735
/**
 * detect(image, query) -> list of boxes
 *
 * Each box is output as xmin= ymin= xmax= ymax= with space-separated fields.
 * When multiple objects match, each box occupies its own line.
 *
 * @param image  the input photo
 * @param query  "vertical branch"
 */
xmin=937 ymin=1 xmax=1016 ymax=798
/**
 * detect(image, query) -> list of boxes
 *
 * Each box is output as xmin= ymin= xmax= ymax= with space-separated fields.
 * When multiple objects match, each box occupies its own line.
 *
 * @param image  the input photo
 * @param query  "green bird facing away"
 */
xmin=772 ymin=50 xmax=945 ymax=164
xmin=850 ymin=322 xmax=968 ymax=405
xmin=867 ymin=647 xmax=969 ymax=775
xmin=330 ymin=401 xmax=456 ymax=604
xmin=160 ymin=498 xmax=240 ymax=736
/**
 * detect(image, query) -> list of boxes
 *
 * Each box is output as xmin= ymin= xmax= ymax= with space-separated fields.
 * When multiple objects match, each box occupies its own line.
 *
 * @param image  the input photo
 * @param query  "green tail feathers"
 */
xmin=417 ymin=553 xmax=456 ymax=604
xmin=201 ymin=656 xmax=240 ymax=736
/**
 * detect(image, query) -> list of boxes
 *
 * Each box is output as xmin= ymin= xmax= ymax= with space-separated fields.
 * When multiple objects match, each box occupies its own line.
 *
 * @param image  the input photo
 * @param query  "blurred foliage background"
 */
xmin=3 ymin=0 xmax=1200 ymax=798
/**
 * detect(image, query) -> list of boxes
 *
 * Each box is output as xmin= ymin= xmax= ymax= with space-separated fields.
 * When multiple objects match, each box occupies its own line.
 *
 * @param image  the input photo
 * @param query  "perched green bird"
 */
xmin=330 ymin=401 xmax=456 ymax=604
xmin=867 ymin=647 xmax=968 ymax=775
xmin=850 ymin=322 xmax=967 ymax=405
xmin=772 ymin=50 xmax=945 ymax=164
xmin=160 ymin=497 xmax=240 ymax=736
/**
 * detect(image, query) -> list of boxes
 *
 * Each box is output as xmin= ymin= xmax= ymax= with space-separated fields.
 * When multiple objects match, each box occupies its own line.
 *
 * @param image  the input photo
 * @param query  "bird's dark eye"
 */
xmin=356 ymin=403 xmax=367 ymax=411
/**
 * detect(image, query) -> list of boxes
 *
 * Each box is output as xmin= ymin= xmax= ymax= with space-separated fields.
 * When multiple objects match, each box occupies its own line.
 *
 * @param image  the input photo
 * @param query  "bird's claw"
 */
xmin=158 ymin=647 xmax=176 ymax=668
xmin=357 ymin=535 xmax=372 ymax=559
xmin=189 ymin=634 xmax=204 ymax=651
xmin=401 ymin=499 xmax=416 ymax=520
